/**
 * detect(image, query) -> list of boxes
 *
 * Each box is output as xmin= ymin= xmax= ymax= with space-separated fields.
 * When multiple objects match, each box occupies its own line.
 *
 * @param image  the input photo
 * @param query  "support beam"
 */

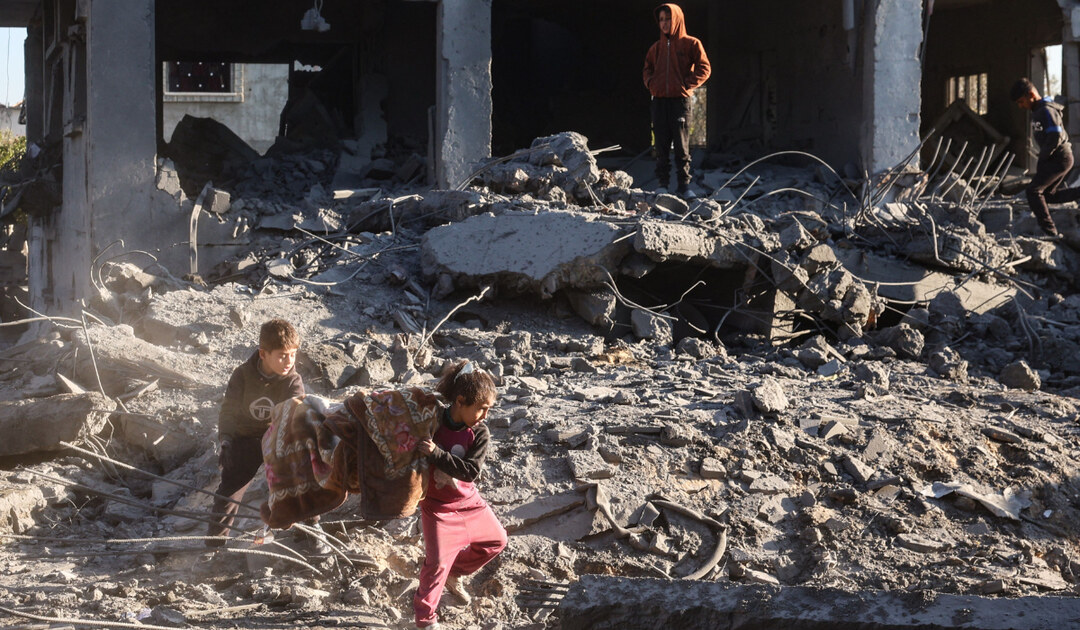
xmin=434 ymin=0 xmax=491 ymax=190
xmin=862 ymin=0 xmax=923 ymax=175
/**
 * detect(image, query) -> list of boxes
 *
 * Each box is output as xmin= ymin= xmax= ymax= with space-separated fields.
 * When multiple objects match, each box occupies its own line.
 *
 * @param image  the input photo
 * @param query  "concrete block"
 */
xmin=421 ymin=210 xmax=630 ymax=298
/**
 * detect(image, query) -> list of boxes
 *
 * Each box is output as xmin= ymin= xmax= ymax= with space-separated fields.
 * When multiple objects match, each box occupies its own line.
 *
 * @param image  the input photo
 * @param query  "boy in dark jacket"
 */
xmin=206 ymin=319 xmax=304 ymax=546
xmin=643 ymin=3 xmax=711 ymax=199
xmin=1011 ymin=77 xmax=1080 ymax=238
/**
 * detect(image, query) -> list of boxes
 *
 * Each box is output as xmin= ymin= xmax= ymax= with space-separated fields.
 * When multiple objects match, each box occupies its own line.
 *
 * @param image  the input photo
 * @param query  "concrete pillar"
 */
xmin=434 ymin=0 xmax=492 ymax=190
xmin=1060 ymin=3 xmax=1080 ymax=141
xmin=86 ymin=0 xmax=159 ymax=271
xmin=24 ymin=22 xmax=43 ymax=142
xmin=862 ymin=0 xmax=923 ymax=175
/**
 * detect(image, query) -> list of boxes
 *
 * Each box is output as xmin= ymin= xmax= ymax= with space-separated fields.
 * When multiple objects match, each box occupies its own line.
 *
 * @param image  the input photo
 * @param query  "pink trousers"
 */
xmin=414 ymin=501 xmax=507 ymax=627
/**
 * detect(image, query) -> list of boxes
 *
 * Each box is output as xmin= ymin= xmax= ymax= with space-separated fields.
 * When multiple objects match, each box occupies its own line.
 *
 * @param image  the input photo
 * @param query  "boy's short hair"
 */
xmin=1010 ymin=77 xmax=1035 ymax=102
xmin=259 ymin=319 xmax=300 ymax=352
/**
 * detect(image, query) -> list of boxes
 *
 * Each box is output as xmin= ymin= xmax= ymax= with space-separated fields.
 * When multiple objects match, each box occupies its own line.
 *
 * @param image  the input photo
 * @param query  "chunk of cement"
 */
xmin=0 ymin=393 xmax=115 ymax=456
xmin=567 ymin=450 xmax=616 ymax=481
xmin=998 ymin=359 xmax=1041 ymax=391
xmin=565 ymin=289 xmax=616 ymax=327
xmin=630 ymin=309 xmax=672 ymax=344
xmin=503 ymin=491 xmax=584 ymax=532
xmin=634 ymin=219 xmax=780 ymax=269
xmin=559 ymin=575 xmax=1080 ymax=629
xmin=751 ymin=378 xmax=789 ymax=413
xmin=421 ymin=211 xmax=630 ymax=298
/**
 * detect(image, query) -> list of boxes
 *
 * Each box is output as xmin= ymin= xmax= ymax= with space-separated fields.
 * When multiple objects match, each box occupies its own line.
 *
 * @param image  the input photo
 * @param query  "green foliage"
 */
xmin=0 ymin=131 xmax=27 ymax=175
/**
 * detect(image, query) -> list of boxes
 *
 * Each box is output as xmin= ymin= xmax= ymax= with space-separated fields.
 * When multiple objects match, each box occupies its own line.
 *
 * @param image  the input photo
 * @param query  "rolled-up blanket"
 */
xmin=260 ymin=387 xmax=444 ymax=529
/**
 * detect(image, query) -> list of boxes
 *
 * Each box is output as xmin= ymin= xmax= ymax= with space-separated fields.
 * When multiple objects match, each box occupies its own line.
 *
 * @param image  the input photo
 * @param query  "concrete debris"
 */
xmin=10 ymin=129 xmax=1080 ymax=629
xmin=0 ymin=393 xmax=114 ymax=456
xmin=421 ymin=210 xmax=631 ymax=297
xmin=999 ymin=359 xmax=1041 ymax=391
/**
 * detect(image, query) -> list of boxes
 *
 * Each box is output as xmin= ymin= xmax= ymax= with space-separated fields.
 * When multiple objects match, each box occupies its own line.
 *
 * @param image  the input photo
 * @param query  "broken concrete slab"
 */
xmin=421 ymin=210 xmax=631 ymax=298
xmin=633 ymin=219 xmax=780 ymax=269
xmin=835 ymin=248 xmax=1016 ymax=313
xmin=558 ymin=576 xmax=1080 ymax=630
xmin=502 ymin=491 xmax=585 ymax=533
xmin=0 ymin=393 xmax=115 ymax=456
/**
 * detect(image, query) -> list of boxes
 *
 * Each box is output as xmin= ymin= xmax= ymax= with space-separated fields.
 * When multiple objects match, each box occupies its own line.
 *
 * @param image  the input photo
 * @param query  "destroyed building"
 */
xmin=1 ymin=1 xmax=1080 ymax=629
xmin=0 ymin=0 xmax=1074 ymax=315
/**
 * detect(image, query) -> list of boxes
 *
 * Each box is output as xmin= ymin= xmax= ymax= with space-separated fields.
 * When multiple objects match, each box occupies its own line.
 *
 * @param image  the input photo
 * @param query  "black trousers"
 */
xmin=651 ymin=96 xmax=691 ymax=187
xmin=1026 ymin=148 xmax=1080 ymax=234
xmin=207 ymin=436 xmax=264 ymax=542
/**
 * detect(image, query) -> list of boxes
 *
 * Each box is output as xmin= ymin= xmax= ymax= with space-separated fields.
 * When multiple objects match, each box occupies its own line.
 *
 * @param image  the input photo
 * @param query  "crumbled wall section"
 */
xmin=436 ymin=0 xmax=492 ymax=189
xmin=863 ymin=0 xmax=922 ymax=174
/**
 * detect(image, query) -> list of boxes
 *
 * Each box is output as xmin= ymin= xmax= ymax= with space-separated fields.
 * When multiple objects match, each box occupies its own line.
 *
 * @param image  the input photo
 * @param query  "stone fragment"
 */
xmin=998 ymin=359 xmax=1041 ymax=391
xmin=816 ymin=359 xmax=842 ymax=377
xmin=567 ymin=450 xmax=616 ymax=480
xmin=675 ymin=337 xmax=721 ymax=360
xmin=929 ymin=346 xmax=968 ymax=382
xmin=842 ymin=455 xmax=876 ymax=483
xmin=565 ymin=289 xmax=616 ymax=327
xmin=751 ymin=378 xmax=789 ymax=413
xmin=981 ymin=426 xmax=1022 ymax=444
xmin=634 ymin=219 xmax=780 ymax=269
xmin=765 ymin=426 xmax=796 ymax=452
xmin=743 ymin=569 xmax=781 ymax=586
xmin=660 ymin=424 xmax=694 ymax=448
xmin=631 ymin=309 xmax=673 ymax=344
xmin=748 ymin=475 xmax=790 ymax=494
xmin=873 ymin=323 xmax=924 ymax=359
xmin=758 ymin=496 xmax=796 ymax=524
xmin=571 ymin=357 xmax=598 ymax=373
xmin=896 ymin=533 xmax=948 ymax=553
xmin=509 ymin=418 xmax=533 ymax=435
xmin=700 ymin=457 xmax=726 ymax=480
xmin=569 ymin=386 xmax=619 ymax=402
xmin=853 ymin=362 xmax=889 ymax=389
xmin=819 ymin=420 xmax=848 ymax=441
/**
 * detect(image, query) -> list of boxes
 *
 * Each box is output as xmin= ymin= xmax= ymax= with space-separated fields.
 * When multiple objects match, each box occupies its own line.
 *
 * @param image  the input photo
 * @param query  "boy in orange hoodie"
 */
xmin=643 ymin=3 xmax=711 ymax=199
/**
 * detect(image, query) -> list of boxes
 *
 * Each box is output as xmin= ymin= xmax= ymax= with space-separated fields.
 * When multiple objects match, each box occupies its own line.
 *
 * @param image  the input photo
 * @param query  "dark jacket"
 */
xmin=422 ymin=410 xmax=491 ymax=512
xmin=643 ymin=3 xmax=711 ymax=99
xmin=218 ymin=351 xmax=304 ymax=441
xmin=1032 ymin=97 xmax=1071 ymax=163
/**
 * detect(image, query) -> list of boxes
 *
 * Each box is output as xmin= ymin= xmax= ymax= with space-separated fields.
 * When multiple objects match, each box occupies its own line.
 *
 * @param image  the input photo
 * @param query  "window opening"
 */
xmin=945 ymin=72 xmax=987 ymax=115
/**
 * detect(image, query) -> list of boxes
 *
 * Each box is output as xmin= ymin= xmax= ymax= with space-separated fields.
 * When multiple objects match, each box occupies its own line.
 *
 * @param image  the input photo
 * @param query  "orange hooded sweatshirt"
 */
xmin=643 ymin=3 xmax=711 ymax=99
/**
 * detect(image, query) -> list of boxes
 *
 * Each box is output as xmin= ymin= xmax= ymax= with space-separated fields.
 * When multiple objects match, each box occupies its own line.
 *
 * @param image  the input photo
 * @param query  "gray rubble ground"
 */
xmin=1 ymin=131 xmax=1080 ymax=629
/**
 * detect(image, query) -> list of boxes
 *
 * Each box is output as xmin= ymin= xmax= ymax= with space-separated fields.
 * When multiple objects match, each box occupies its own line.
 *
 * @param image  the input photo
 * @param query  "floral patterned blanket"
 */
xmin=259 ymin=387 xmax=444 ymax=529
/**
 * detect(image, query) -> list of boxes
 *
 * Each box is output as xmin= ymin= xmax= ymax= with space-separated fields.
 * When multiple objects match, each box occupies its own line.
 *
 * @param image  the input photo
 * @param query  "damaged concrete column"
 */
xmin=861 ymin=0 xmax=922 ymax=175
xmin=42 ymin=0 xmax=166 ymax=312
xmin=434 ymin=0 xmax=492 ymax=190
xmin=1060 ymin=2 xmax=1080 ymax=143
xmin=86 ymin=0 xmax=162 ymax=278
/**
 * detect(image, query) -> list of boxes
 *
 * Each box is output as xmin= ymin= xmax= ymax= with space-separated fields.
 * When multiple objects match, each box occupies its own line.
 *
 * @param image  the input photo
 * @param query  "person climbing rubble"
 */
xmin=1010 ymin=77 xmax=1080 ymax=238
xmin=206 ymin=318 xmax=304 ymax=547
xmin=412 ymin=360 xmax=507 ymax=629
xmin=643 ymin=2 xmax=711 ymax=199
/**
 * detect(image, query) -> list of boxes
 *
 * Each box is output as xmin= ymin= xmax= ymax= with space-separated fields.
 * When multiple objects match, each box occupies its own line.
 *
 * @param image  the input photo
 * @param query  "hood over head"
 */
xmin=655 ymin=3 xmax=687 ymax=39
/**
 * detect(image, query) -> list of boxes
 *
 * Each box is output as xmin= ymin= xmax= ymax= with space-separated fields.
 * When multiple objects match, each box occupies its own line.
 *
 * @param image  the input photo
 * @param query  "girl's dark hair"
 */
xmin=436 ymin=360 xmax=497 ymax=405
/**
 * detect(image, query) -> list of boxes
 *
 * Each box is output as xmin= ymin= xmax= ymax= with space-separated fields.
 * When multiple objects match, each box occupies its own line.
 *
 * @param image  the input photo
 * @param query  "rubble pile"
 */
xmin=1 ymin=131 xmax=1080 ymax=628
